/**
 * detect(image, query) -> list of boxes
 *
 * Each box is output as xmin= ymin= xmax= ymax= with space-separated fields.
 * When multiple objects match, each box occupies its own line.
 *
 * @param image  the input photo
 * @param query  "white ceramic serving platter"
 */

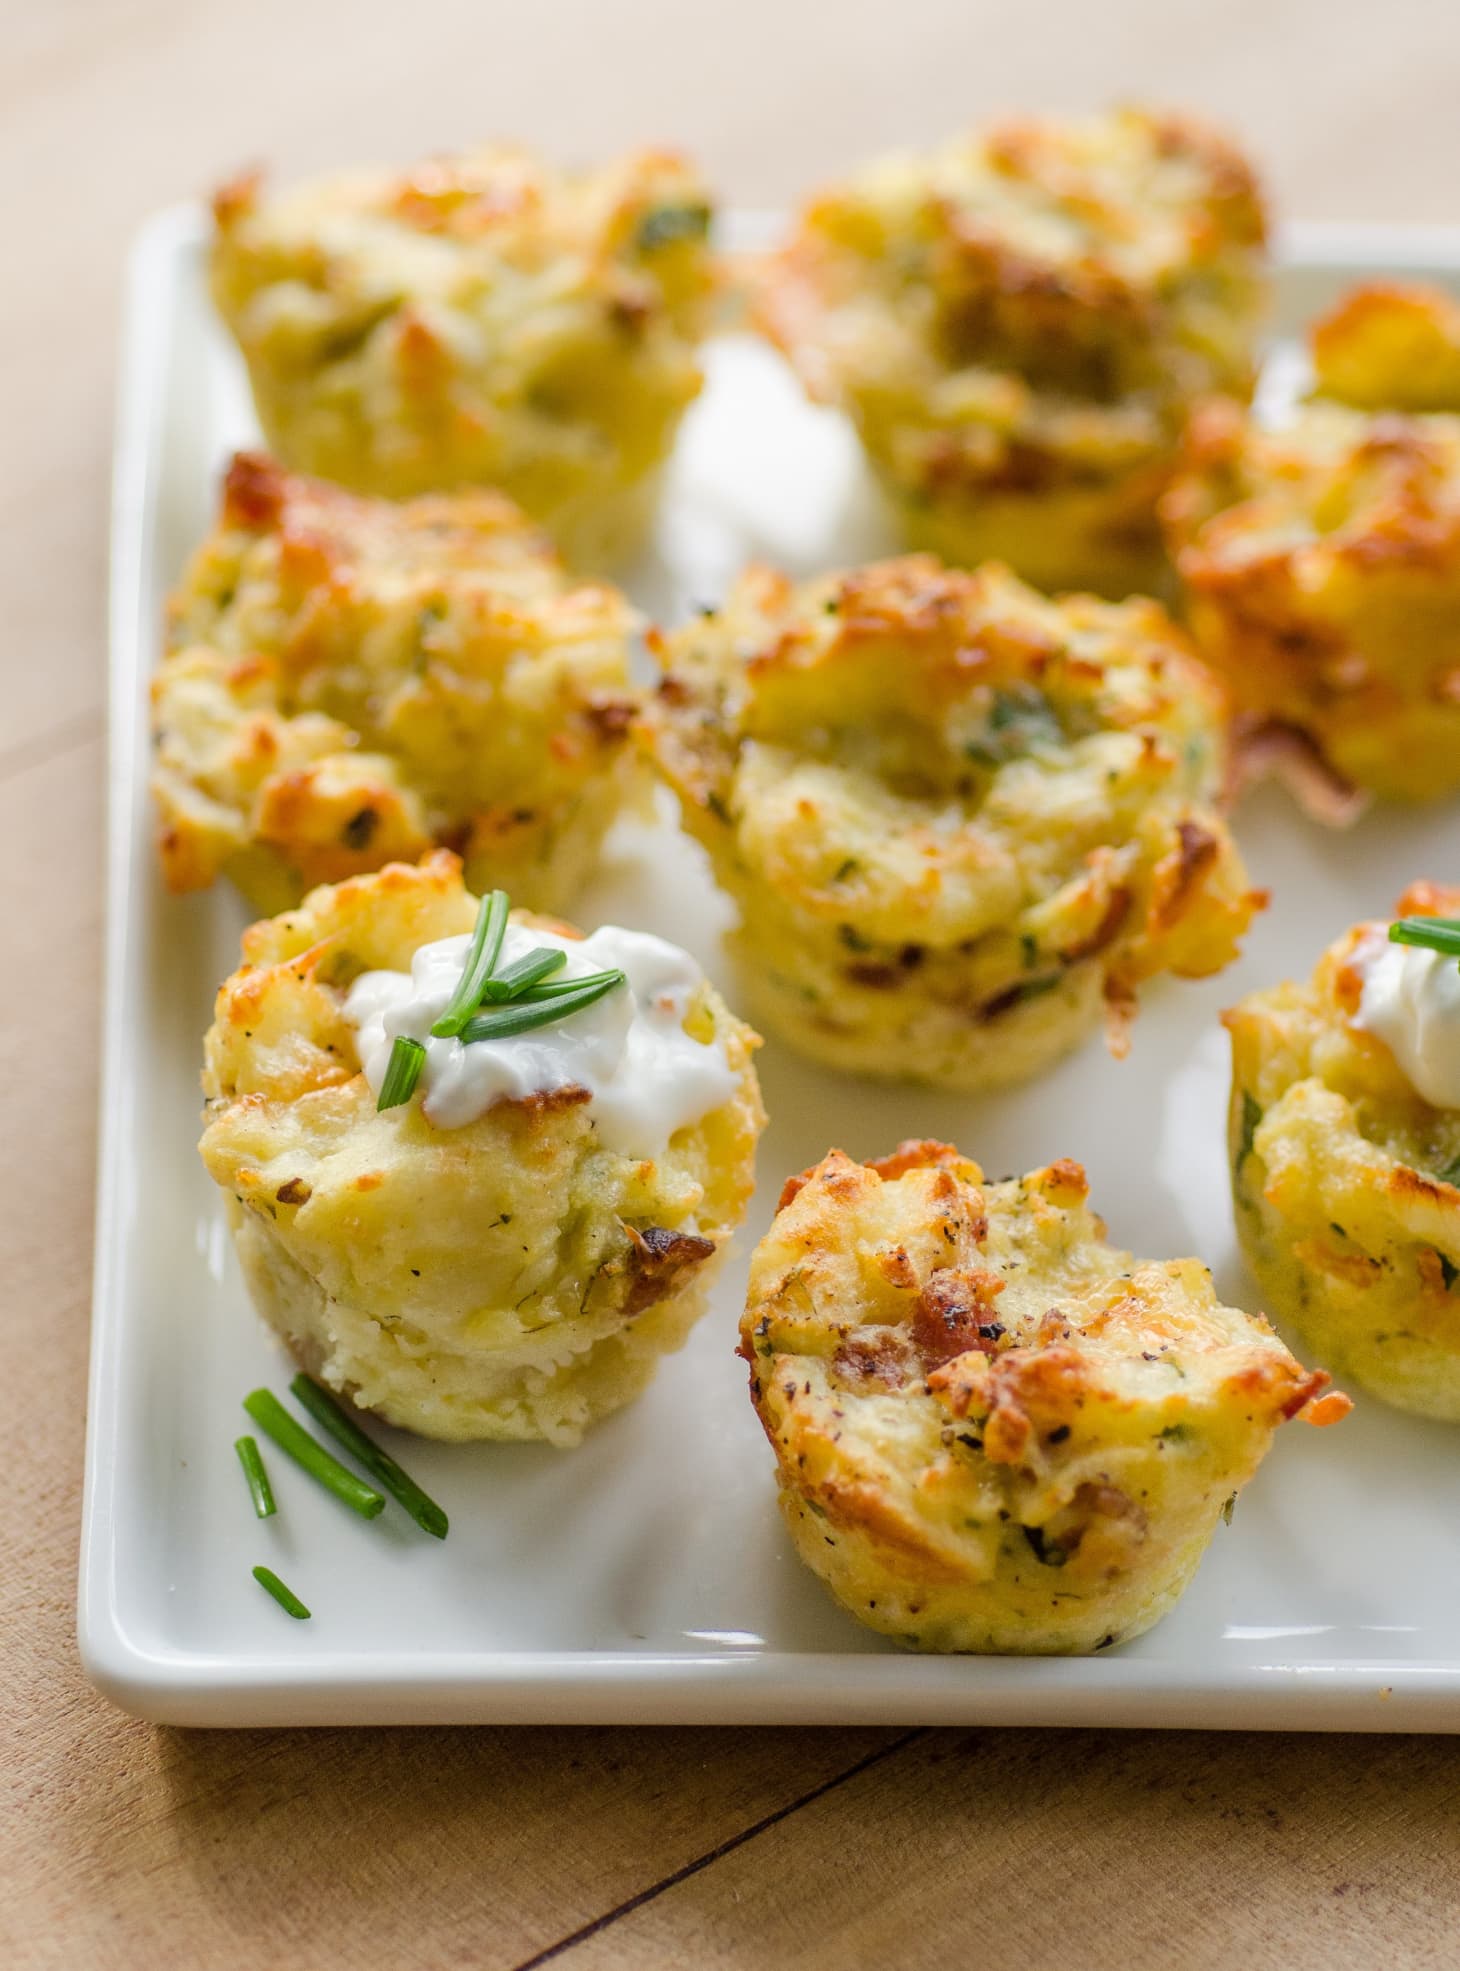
xmin=81 ymin=209 xmax=1460 ymax=1728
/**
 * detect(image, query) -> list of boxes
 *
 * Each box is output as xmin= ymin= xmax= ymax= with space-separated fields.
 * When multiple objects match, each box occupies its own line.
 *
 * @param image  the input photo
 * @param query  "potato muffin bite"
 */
xmin=1311 ymin=282 xmax=1460 ymax=414
xmin=1164 ymin=285 xmax=1460 ymax=806
xmin=210 ymin=143 xmax=715 ymax=563
xmin=642 ymin=555 xmax=1263 ymax=1091
xmin=152 ymin=452 xmax=642 ymax=914
xmin=742 ymin=1141 xmax=1344 ymax=1654
xmin=756 ymin=107 xmax=1267 ymax=596
xmin=1226 ymin=883 xmax=1460 ymax=1419
xmin=199 ymin=852 xmax=764 ymax=1445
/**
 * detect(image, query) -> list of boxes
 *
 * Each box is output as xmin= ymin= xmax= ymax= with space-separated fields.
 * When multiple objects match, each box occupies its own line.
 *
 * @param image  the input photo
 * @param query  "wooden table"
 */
xmin=6 ymin=3 xmax=1460 ymax=1964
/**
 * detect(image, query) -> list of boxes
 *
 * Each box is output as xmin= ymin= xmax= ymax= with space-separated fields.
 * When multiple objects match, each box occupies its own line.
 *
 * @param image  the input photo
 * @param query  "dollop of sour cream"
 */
xmin=344 ymin=922 xmax=738 ymax=1156
xmin=1353 ymin=936 xmax=1460 ymax=1110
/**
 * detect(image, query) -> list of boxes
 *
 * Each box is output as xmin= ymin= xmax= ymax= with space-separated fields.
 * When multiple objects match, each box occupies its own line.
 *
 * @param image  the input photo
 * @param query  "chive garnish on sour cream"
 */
xmin=431 ymin=888 xmax=510 ymax=1037
xmin=378 ymin=1035 xmax=427 ymax=1110
xmin=372 ymin=892 xmax=628 ymax=1113
xmin=1389 ymin=916 xmax=1460 ymax=962
xmin=459 ymin=971 xmax=625 ymax=1044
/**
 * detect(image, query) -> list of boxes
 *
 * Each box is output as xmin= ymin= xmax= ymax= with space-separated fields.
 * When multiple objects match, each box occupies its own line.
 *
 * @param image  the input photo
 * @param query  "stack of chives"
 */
xmin=237 ymin=1377 xmax=450 ymax=1620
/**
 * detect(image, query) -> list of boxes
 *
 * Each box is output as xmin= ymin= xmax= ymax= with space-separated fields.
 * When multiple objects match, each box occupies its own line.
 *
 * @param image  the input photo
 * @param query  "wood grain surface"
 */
xmin=5 ymin=3 xmax=1460 ymax=1966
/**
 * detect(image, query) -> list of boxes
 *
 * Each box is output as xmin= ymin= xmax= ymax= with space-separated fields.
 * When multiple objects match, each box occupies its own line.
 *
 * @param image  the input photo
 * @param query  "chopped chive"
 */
xmin=242 ymin=1388 xmax=385 ymax=1519
xmin=252 ymin=1565 xmax=310 ymax=1620
xmin=289 ymin=1374 xmax=448 ymax=1539
xmin=1437 ymin=1153 xmax=1460 ymax=1189
xmin=636 ymin=201 xmax=712 ymax=252
xmin=378 ymin=1035 xmax=426 ymax=1111
xmin=459 ymin=971 xmax=625 ymax=1043
xmin=431 ymin=889 xmax=510 ymax=1036
xmin=234 ymin=1435 xmax=276 ymax=1519
xmin=516 ymin=968 xmax=625 ymax=1001
xmin=1238 ymin=1092 xmax=1263 ymax=1168
xmin=1008 ymin=973 xmax=1063 ymax=1006
xmin=1389 ymin=916 xmax=1460 ymax=959
xmin=478 ymin=946 xmax=568 ymax=1003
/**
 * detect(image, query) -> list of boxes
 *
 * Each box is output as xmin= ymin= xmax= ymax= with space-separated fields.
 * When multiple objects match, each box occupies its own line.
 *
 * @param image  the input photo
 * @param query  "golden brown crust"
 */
xmin=1163 ymin=288 xmax=1460 ymax=805
xmin=641 ymin=554 xmax=1262 ymax=1091
xmin=755 ymin=107 xmax=1267 ymax=594
xmin=741 ymin=1144 xmax=1337 ymax=1653
xmin=151 ymin=454 xmax=642 ymax=913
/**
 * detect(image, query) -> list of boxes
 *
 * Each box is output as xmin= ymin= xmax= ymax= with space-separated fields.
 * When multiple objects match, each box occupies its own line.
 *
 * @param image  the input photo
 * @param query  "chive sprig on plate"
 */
xmin=242 ymin=1387 xmax=386 ymax=1519
xmin=234 ymin=1434 xmax=276 ymax=1519
xmin=237 ymin=1378 xmax=451 ymax=1619
xmin=252 ymin=1566 xmax=310 ymax=1620
xmin=289 ymin=1374 xmax=448 ymax=1539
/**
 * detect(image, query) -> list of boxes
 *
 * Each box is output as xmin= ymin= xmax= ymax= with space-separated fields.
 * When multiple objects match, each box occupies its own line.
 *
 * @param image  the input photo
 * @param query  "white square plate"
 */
xmin=81 ymin=209 xmax=1460 ymax=1727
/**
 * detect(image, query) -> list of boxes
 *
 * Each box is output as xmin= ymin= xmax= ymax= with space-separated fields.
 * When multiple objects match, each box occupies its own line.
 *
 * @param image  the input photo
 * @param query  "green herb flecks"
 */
xmin=1022 ymin=1525 xmax=1068 ymax=1568
xmin=1009 ymin=973 xmax=1063 ymax=1007
xmin=964 ymin=687 xmax=1066 ymax=768
xmin=242 ymin=1388 xmax=386 ymax=1520
xmin=234 ymin=1435 xmax=276 ymax=1519
xmin=252 ymin=1566 xmax=311 ymax=1620
xmin=516 ymin=967 xmax=626 ymax=1002
xmin=289 ymin=1375 xmax=448 ymax=1539
xmin=636 ymin=202 xmax=712 ymax=252
xmin=431 ymin=889 xmax=510 ymax=1036
xmin=1238 ymin=1093 xmax=1263 ymax=1169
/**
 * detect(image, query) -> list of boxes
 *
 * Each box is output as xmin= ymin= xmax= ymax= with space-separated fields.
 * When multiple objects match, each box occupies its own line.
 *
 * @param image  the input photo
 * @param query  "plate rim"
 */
xmin=78 ymin=204 xmax=1460 ymax=1729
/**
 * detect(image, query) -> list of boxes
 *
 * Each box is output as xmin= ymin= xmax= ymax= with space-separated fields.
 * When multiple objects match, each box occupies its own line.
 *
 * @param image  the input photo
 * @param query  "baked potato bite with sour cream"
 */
xmin=756 ymin=107 xmax=1267 ymax=596
xmin=641 ymin=555 xmax=1263 ymax=1091
xmin=210 ymin=144 xmax=715 ymax=564
xmin=1164 ymin=285 xmax=1460 ymax=808
xmin=742 ymin=1140 xmax=1344 ymax=1654
xmin=152 ymin=452 xmax=642 ymax=915
xmin=199 ymin=852 xmax=764 ymax=1445
xmin=1226 ymin=883 xmax=1460 ymax=1418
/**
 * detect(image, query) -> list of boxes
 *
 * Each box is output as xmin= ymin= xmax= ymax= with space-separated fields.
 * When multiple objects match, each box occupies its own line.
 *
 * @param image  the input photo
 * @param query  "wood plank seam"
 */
xmin=509 ymin=1729 xmax=929 ymax=1971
